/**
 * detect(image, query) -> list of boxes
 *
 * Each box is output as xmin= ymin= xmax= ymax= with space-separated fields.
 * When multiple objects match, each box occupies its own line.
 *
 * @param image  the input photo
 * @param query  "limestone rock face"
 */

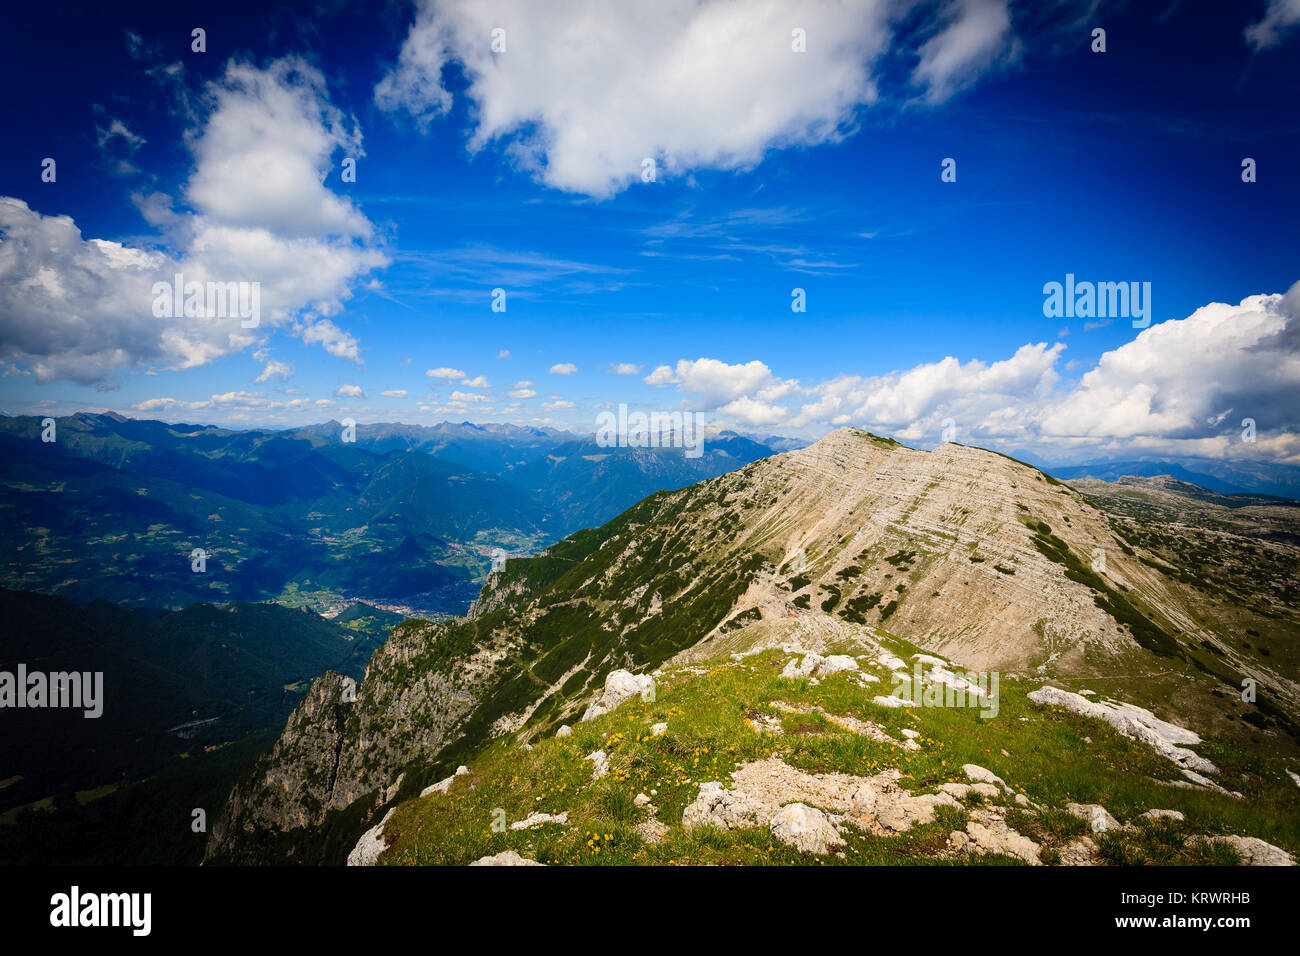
xmin=769 ymin=803 xmax=845 ymax=855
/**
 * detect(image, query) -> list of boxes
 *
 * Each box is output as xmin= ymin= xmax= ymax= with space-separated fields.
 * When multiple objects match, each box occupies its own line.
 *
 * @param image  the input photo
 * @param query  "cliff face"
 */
xmin=207 ymin=429 xmax=1299 ymax=863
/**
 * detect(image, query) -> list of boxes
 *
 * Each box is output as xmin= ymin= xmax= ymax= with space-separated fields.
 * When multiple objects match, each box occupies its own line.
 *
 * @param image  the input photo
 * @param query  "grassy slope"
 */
xmin=377 ymin=623 xmax=1300 ymax=866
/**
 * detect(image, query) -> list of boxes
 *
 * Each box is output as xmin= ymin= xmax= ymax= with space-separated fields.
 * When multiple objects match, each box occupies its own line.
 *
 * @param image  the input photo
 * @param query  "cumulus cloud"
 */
xmin=549 ymin=362 xmax=578 ymax=375
xmin=334 ymin=384 xmax=366 ymax=399
xmin=380 ymin=389 xmax=408 ymax=398
xmin=646 ymin=284 xmax=1300 ymax=463
xmin=376 ymin=0 xmax=901 ymax=198
xmin=426 ymin=367 xmax=466 ymax=380
xmin=610 ymin=362 xmax=642 ymax=375
xmin=1040 ymin=287 xmax=1300 ymax=443
xmin=0 ymin=57 xmax=385 ymax=386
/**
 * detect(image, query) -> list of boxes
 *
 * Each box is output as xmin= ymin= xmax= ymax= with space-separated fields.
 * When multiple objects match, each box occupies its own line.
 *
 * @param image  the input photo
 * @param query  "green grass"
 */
xmin=376 ymin=636 xmax=1300 ymax=866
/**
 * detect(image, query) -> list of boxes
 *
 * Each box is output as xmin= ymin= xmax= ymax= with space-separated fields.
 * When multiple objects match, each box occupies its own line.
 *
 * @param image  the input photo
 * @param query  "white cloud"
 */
xmin=610 ymin=362 xmax=642 ymax=375
xmin=543 ymin=399 xmax=576 ymax=410
xmin=645 ymin=283 xmax=1300 ymax=463
xmin=1246 ymin=0 xmax=1300 ymax=50
xmin=0 ymin=57 xmax=385 ymax=386
xmin=380 ymin=389 xmax=408 ymax=398
xmin=1040 ymin=286 xmax=1300 ymax=443
xmin=449 ymin=390 xmax=492 ymax=403
xmin=549 ymin=362 xmax=578 ymax=375
xmin=912 ymin=0 xmax=1014 ymax=104
xmin=461 ymin=375 xmax=491 ymax=388
xmin=645 ymin=358 xmax=789 ymax=407
xmin=253 ymin=353 xmax=293 ymax=383
xmin=426 ymin=367 xmax=466 ymax=380
xmin=334 ymin=384 xmax=365 ymax=399
xmin=497 ymin=349 xmax=512 ymax=359
xmin=377 ymin=0 xmax=899 ymax=198
xmin=508 ymin=388 xmax=537 ymax=399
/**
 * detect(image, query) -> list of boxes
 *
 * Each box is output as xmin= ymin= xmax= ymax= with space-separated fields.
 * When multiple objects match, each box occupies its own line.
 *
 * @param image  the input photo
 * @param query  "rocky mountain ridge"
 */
xmin=205 ymin=428 xmax=1300 ymax=864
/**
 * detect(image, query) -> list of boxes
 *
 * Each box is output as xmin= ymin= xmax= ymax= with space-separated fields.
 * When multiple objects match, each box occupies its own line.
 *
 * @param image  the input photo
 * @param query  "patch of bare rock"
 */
xmin=1026 ymin=686 xmax=1217 ymax=775
xmin=582 ymin=669 xmax=654 ymax=722
xmin=469 ymin=850 xmax=545 ymax=866
xmin=681 ymin=756 xmax=961 ymax=855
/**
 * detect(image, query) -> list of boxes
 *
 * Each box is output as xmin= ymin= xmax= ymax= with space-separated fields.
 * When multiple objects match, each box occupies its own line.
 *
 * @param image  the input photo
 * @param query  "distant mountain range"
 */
xmin=1045 ymin=458 xmax=1300 ymax=500
xmin=0 ymin=413 xmax=788 ymax=612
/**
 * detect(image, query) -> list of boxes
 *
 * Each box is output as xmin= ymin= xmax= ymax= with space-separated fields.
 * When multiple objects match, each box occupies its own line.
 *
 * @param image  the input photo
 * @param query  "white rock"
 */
xmin=1027 ymin=686 xmax=1217 ymax=774
xmin=822 ymin=655 xmax=860 ymax=674
xmin=509 ymin=811 xmax=569 ymax=830
xmin=1203 ymin=835 xmax=1295 ymax=866
xmin=872 ymin=694 xmax=915 ymax=708
xmin=963 ymin=820 xmax=1042 ymax=865
xmin=781 ymin=652 xmax=858 ymax=680
xmin=420 ymin=765 xmax=469 ymax=798
xmin=634 ymin=793 xmax=652 ymax=807
xmin=682 ymin=781 xmax=764 ymax=830
xmin=769 ymin=803 xmax=845 ymax=855
xmin=585 ymin=749 xmax=610 ymax=780
xmin=581 ymin=670 xmax=655 ymax=722
xmin=556 ymin=724 xmax=572 ymax=737
xmin=649 ymin=722 xmax=668 ymax=736
xmin=1139 ymin=809 xmax=1184 ymax=822
xmin=469 ymin=850 xmax=545 ymax=866
xmin=1066 ymin=802 xmax=1122 ymax=833
xmin=346 ymin=808 xmax=396 ymax=866
xmin=963 ymin=764 xmax=1009 ymax=791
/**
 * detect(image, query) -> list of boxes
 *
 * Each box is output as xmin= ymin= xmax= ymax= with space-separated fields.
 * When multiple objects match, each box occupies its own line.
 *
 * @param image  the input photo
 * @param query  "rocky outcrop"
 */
xmin=1027 ymin=686 xmax=1217 ymax=775
xmin=581 ymin=670 xmax=655 ymax=722
xmin=1201 ymin=835 xmax=1295 ymax=866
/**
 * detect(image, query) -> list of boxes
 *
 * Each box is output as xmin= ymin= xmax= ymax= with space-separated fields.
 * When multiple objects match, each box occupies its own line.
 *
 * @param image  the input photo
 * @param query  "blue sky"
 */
xmin=1 ymin=0 xmax=1298 ymax=465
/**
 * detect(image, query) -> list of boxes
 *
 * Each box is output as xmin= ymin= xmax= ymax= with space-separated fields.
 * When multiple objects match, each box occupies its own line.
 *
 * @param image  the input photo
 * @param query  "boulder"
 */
xmin=581 ymin=670 xmax=655 ymax=722
xmin=769 ymin=803 xmax=845 ymax=855
xmin=1066 ymin=802 xmax=1122 ymax=833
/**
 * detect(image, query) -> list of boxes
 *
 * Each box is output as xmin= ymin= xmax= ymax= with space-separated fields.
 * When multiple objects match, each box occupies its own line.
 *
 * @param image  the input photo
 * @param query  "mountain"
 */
xmin=0 ymin=589 xmax=400 ymax=864
xmin=0 ymin=413 xmax=783 ymax=613
xmin=503 ymin=431 xmax=778 ymax=534
xmin=1048 ymin=458 xmax=1300 ymax=500
xmin=288 ymin=420 xmax=576 ymax=475
xmin=0 ymin=414 xmax=549 ymax=611
xmin=205 ymin=428 xmax=1300 ymax=865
